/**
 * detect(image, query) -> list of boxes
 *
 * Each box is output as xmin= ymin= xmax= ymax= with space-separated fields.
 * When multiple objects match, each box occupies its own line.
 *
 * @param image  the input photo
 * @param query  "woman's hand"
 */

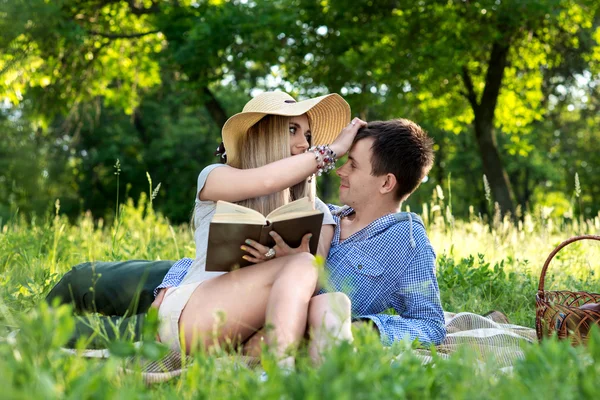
xmin=241 ymin=231 xmax=312 ymax=264
xmin=329 ymin=117 xmax=368 ymax=157
xmin=151 ymin=288 xmax=168 ymax=309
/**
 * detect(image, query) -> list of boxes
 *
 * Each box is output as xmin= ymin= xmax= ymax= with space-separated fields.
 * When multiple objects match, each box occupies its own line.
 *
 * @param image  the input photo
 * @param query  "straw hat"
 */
xmin=222 ymin=91 xmax=350 ymax=165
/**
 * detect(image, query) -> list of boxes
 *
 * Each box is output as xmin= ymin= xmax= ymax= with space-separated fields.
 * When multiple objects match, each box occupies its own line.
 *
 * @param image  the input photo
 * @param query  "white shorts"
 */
xmin=157 ymin=282 xmax=203 ymax=350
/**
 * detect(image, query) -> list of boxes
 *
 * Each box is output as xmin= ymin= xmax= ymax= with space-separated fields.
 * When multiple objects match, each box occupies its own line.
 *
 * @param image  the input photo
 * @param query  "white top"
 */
xmin=180 ymin=163 xmax=335 ymax=286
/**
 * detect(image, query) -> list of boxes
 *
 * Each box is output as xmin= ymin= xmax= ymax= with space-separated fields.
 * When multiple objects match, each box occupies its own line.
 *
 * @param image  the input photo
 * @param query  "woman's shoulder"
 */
xmin=199 ymin=163 xmax=229 ymax=177
xmin=197 ymin=163 xmax=229 ymax=188
xmin=195 ymin=163 xmax=230 ymax=203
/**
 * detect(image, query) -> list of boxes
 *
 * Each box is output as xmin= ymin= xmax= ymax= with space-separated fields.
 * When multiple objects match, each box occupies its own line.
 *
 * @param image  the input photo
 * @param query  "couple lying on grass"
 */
xmin=46 ymin=91 xmax=446 ymax=369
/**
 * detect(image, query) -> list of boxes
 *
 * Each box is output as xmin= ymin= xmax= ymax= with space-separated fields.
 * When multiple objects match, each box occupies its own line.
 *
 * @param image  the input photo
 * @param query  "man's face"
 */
xmin=336 ymin=138 xmax=383 ymax=207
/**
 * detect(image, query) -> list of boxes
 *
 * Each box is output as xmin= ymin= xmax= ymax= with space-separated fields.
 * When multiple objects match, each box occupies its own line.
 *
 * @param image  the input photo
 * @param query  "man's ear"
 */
xmin=380 ymin=173 xmax=397 ymax=196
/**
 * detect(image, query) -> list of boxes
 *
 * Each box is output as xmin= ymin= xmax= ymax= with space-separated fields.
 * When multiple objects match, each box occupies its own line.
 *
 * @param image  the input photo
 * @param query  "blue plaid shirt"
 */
xmin=155 ymin=258 xmax=193 ymax=295
xmin=318 ymin=205 xmax=445 ymax=346
xmin=156 ymin=204 xmax=446 ymax=346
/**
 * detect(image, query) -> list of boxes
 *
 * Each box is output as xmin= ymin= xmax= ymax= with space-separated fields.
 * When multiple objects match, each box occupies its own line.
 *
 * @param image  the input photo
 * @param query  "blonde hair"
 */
xmin=191 ymin=114 xmax=314 ymax=230
xmin=231 ymin=115 xmax=313 ymax=215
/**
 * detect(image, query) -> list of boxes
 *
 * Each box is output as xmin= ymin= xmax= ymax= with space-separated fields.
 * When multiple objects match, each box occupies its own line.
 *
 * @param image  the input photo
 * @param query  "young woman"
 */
xmin=155 ymin=91 xmax=366 ymax=368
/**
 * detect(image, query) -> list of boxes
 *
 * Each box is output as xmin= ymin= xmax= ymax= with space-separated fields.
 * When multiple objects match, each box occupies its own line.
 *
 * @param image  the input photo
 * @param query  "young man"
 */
xmin=47 ymin=118 xmax=445 ymax=347
xmin=316 ymin=119 xmax=445 ymax=344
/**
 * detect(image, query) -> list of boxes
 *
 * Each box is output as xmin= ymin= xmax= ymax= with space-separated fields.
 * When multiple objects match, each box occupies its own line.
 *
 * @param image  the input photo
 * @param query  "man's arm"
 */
xmin=358 ymin=246 xmax=446 ymax=346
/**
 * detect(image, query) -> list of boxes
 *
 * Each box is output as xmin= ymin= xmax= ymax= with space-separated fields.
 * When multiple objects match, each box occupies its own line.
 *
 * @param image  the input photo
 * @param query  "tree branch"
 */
xmin=127 ymin=0 xmax=161 ymax=15
xmin=478 ymin=40 xmax=511 ymax=124
xmin=461 ymin=66 xmax=479 ymax=112
xmin=87 ymin=29 xmax=160 ymax=39
xmin=202 ymin=87 xmax=229 ymax=129
xmin=0 ymin=49 xmax=28 ymax=77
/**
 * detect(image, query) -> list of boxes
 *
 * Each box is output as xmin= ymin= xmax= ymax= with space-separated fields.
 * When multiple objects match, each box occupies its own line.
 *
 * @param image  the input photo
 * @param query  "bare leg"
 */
xmin=243 ymin=292 xmax=353 ymax=363
xmin=242 ymin=329 xmax=267 ymax=358
xmin=307 ymin=292 xmax=353 ymax=365
xmin=177 ymin=252 xmax=318 ymax=367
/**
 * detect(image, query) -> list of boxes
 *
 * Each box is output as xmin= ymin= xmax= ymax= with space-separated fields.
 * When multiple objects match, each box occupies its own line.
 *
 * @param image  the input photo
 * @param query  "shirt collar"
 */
xmin=331 ymin=205 xmax=424 ymax=246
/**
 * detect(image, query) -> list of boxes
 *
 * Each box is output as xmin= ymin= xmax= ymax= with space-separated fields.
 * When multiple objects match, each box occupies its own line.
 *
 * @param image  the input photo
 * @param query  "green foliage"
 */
xmin=1 ymin=0 xmax=600 ymax=396
xmin=1 ymin=201 xmax=600 ymax=397
xmin=0 ymin=0 xmax=162 ymax=119
xmin=0 ymin=76 xmax=227 ymax=224
xmin=437 ymin=254 xmax=537 ymax=326
xmin=1 ymin=0 xmax=600 ymax=220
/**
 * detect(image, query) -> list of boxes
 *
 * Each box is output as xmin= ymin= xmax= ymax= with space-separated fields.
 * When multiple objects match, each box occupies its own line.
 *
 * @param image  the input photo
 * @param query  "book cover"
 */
xmin=205 ymin=201 xmax=324 ymax=272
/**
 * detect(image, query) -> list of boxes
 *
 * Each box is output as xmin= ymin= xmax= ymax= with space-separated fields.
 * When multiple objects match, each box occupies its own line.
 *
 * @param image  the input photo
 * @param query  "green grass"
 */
xmin=1 ymin=193 xmax=600 ymax=399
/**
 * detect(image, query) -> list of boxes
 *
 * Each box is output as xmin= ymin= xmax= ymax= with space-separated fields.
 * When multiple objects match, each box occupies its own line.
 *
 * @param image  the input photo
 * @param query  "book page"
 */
xmin=266 ymin=197 xmax=316 ymax=221
xmin=269 ymin=210 xmax=321 ymax=223
xmin=212 ymin=201 xmax=266 ymax=224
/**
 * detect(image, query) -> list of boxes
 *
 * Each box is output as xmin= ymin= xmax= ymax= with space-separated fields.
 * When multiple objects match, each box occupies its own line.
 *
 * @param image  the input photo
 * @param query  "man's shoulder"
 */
xmin=386 ymin=213 xmax=435 ymax=255
xmin=389 ymin=212 xmax=428 ymax=236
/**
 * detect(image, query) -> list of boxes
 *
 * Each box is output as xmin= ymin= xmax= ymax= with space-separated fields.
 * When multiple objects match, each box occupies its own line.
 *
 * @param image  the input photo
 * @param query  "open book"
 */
xmin=205 ymin=197 xmax=324 ymax=272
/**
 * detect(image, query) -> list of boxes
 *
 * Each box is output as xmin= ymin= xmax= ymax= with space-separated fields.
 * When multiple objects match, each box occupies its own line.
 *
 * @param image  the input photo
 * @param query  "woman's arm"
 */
xmin=317 ymin=224 xmax=334 ymax=258
xmin=313 ymin=197 xmax=335 ymax=258
xmin=200 ymin=152 xmax=318 ymax=202
xmin=200 ymin=118 xmax=366 ymax=203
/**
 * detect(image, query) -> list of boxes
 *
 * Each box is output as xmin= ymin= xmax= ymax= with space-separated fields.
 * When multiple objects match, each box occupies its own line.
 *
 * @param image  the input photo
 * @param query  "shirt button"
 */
xmin=357 ymin=264 xmax=363 ymax=270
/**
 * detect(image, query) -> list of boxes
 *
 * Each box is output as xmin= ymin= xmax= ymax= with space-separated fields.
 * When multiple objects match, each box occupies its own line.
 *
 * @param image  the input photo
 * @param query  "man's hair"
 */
xmin=355 ymin=119 xmax=434 ymax=201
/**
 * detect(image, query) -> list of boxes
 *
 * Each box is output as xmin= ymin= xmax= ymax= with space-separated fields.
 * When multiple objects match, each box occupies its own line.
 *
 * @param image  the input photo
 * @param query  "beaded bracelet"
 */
xmin=309 ymin=145 xmax=337 ymax=176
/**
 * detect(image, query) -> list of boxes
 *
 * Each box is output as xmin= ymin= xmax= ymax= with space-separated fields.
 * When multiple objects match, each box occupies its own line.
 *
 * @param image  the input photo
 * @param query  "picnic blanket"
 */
xmin=49 ymin=310 xmax=538 ymax=383
xmin=411 ymin=311 xmax=537 ymax=368
xmin=105 ymin=310 xmax=536 ymax=383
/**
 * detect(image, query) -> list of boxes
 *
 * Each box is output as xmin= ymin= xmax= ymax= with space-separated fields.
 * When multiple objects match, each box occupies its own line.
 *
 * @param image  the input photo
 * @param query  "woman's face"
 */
xmin=289 ymin=114 xmax=311 ymax=155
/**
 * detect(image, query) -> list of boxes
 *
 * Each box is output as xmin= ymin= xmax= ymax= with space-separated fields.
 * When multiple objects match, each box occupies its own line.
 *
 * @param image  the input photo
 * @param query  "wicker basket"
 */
xmin=536 ymin=235 xmax=600 ymax=344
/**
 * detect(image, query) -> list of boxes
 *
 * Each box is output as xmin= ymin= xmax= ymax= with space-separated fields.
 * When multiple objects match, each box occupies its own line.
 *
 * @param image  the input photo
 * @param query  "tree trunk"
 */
xmin=435 ymin=133 xmax=445 ymax=188
xmin=462 ymin=40 xmax=516 ymax=217
xmin=132 ymin=108 xmax=149 ymax=147
xmin=473 ymin=116 xmax=516 ymax=216
xmin=201 ymin=87 xmax=228 ymax=129
xmin=520 ymin=166 xmax=531 ymax=212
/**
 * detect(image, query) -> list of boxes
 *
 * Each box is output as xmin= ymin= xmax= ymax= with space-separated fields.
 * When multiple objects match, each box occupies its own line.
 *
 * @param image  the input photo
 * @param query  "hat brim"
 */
xmin=222 ymin=94 xmax=350 ymax=166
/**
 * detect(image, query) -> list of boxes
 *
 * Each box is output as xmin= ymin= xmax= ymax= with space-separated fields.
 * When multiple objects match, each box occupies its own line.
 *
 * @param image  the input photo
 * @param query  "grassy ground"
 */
xmin=1 ymin=193 xmax=600 ymax=399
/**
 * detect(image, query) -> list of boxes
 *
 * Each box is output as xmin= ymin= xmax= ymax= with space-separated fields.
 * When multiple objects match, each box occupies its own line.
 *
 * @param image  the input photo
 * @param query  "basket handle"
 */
xmin=538 ymin=235 xmax=600 ymax=294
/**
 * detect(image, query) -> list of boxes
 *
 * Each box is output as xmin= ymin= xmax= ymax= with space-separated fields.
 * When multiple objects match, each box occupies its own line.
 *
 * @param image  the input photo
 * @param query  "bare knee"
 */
xmin=308 ymin=292 xmax=351 ymax=328
xmin=280 ymin=252 xmax=319 ymax=288
xmin=267 ymin=253 xmax=318 ymax=300
xmin=316 ymin=292 xmax=351 ymax=312
xmin=328 ymin=292 xmax=351 ymax=311
xmin=286 ymin=252 xmax=317 ymax=267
